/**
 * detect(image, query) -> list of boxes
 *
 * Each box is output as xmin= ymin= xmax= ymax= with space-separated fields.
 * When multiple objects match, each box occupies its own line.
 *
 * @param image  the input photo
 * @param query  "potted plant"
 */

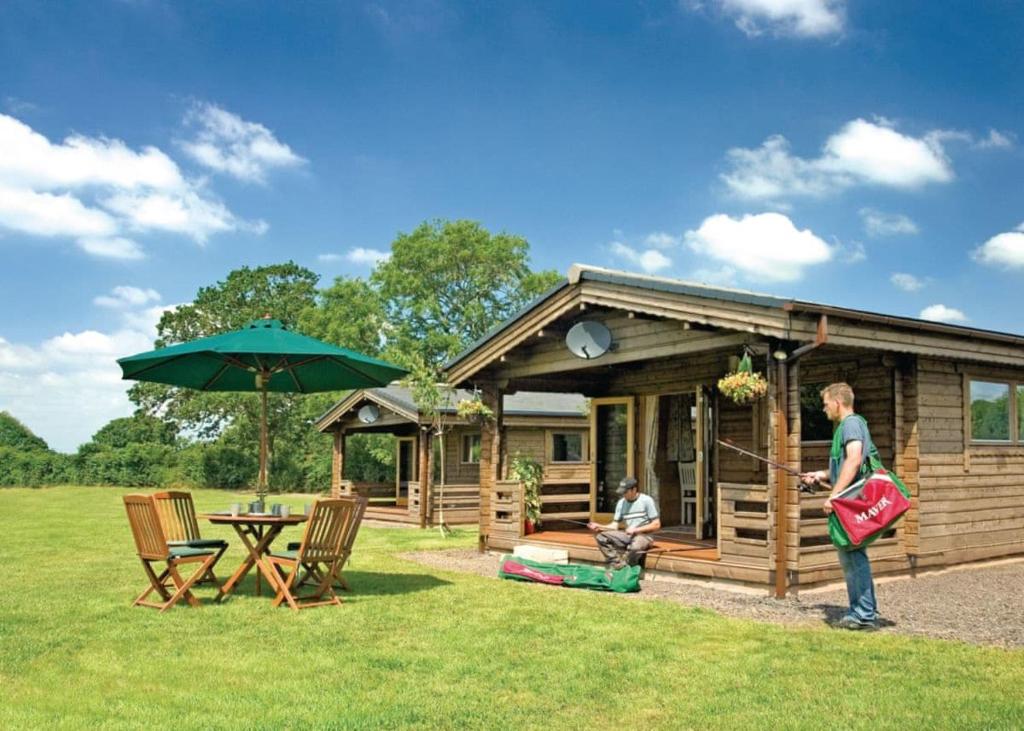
xmin=718 ymin=352 xmax=768 ymax=405
xmin=509 ymin=454 xmax=543 ymax=534
xmin=456 ymin=396 xmax=495 ymax=424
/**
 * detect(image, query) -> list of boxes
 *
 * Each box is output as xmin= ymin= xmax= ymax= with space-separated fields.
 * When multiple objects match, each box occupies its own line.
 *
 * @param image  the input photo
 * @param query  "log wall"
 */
xmin=914 ymin=358 xmax=1024 ymax=565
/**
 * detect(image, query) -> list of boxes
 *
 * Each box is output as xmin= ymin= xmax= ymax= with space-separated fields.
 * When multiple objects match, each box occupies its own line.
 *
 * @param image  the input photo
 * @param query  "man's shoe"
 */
xmin=835 ymin=615 xmax=878 ymax=631
xmin=610 ymin=559 xmax=628 ymax=571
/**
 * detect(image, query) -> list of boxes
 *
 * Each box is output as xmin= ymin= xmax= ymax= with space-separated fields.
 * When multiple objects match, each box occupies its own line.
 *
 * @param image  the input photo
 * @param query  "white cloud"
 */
xmin=976 ymin=129 xmax=1014 ymax=150
xmin=94 ymin=286 xmax=162 ymax=309
xmin=717 ymin=0 xmax=845 ymax=38
xmin=890 ymin=273 xmax=925 ymax=292
xmin=0 ymin=185 xmax=117 ymax=238
xmin=919 ymin=304 xmax=968 ymax=324
xmin=644 ymin=232 xmax=680 ymax=249
xmin=684 ymin=212 xmax=832 ymax=282
xmin=345 ymin=247 xmax=391 ymax=265
xmin=180 ymin=102 xmax=305 ymax=183
xmin=842 ymin=240 xmax=866 ymax=263
xmin=0 ymin=293 xmax=174 ymax=452
xmin=0 ymin=114 xmax=183 ymax=192
xmin=610 ymin=242 xmax=673 ymax=273
xmin=973 ymin=226 xmax=1024 ymax=270
xmin=318 ymin=253 xmax=343 ymax=263
xmin=76 ymin=237 xmax=145 ymax=261
xmin=722 ymin=119 xmax=955 ymax=201
xmin=0 ymin=112 xmax=262 ymax=256
xmin=860 ymin=208 xmax=919 ymax=237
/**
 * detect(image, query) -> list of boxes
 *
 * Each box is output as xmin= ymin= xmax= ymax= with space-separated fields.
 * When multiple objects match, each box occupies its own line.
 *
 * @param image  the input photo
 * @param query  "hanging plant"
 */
xmin=509 ymin=454 xmax=543 ymax=530
xmin=718 ymin=352 xmax=768 ymax=405
xmin=456 ymin=397 xmax=495 ymax=424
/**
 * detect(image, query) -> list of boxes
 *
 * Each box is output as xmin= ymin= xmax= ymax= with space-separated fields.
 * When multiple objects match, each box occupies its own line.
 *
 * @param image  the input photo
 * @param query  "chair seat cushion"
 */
xmin=270 ymin=549 xmax=299 ymax=561
xmin=168 ymin=538 xmax=228 ymax=548
xmin=286 ymin=542 xmax=301 ymax=551
xmin=168 ymin=545 xmax=216 ymax=559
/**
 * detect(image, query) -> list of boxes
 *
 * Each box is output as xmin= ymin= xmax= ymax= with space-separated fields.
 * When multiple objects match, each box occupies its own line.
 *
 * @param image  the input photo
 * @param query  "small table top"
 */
xmin=202 ymin=512 xmax=308 ymax=525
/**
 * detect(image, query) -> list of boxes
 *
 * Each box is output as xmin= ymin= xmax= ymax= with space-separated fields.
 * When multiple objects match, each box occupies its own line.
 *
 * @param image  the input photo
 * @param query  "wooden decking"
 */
xmin=516 ymin=528 xmax=720 ymax=565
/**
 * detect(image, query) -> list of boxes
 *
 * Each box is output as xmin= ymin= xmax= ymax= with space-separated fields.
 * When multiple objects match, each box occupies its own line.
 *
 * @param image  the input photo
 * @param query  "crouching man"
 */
xmin=587 ymin=477 xmax=661 ymax=569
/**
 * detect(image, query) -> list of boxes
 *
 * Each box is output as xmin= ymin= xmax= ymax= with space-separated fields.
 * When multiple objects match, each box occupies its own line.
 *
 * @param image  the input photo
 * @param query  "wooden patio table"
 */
xmin=202 ymin=513 xmax=307 ymax=600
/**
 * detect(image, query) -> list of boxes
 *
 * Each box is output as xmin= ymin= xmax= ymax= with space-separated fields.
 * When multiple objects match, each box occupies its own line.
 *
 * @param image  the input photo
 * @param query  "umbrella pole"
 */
xmin=258 ymin=386 xmax=269 ymax=503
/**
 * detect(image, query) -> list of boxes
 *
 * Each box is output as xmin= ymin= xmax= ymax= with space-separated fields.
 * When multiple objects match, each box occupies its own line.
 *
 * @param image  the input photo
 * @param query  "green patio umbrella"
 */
xmin=117 ymin=316 xmax=407 ymax=499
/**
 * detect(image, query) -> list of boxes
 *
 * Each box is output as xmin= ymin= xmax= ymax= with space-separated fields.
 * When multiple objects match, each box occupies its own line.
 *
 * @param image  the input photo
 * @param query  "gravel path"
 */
xmin=401 ymin=549 xmax=1024 ymax=649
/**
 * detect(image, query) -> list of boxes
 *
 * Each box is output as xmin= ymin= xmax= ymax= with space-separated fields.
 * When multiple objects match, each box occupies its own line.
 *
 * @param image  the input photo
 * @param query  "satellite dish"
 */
xmin=357 ymin=404 xmax=380 ymax=424
xmin=565 ymin=321 xmax=612 ymax=360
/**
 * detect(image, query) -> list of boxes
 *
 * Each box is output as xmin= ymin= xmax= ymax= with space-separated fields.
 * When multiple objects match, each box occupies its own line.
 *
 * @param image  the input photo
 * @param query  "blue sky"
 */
xmin=1 ymin=0 xmax=1022 ymax=451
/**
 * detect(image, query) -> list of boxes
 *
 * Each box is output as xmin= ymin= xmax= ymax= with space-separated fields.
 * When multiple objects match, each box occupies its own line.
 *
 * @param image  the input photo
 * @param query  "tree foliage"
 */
xmin=372 ymin=219 xmax=561 ymax=369
xmin=0 ymin=411 xmax=50 ymax=452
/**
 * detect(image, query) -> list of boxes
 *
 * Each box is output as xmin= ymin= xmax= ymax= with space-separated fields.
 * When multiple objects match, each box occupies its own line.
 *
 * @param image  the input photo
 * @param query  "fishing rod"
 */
xmin=715 ymin=438 xmax=820 ymax=493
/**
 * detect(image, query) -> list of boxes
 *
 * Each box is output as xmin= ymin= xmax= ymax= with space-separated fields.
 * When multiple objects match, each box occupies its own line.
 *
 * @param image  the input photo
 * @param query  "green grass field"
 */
xmin=1 ymin=487 xmax=1021 ymax=730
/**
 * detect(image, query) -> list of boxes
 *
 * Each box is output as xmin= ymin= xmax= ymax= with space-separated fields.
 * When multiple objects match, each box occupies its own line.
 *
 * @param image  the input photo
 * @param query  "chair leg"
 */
xmin=160 ymin=554 xmax=217 ymax=613
xmin=199 ymin=543 xmax=228 ymax=585
xmin=134 ymin=562 xmax=172 ymax=606
xmin=269 ymin=560 xmax=301 ymax=611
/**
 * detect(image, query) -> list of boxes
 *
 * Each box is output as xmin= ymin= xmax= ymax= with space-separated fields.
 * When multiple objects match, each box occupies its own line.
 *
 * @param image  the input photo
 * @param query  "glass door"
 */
xmin=590 ymin=397 xmax=634 ymax=522
xmin=395 ymin=437 xmax=417 ymax=506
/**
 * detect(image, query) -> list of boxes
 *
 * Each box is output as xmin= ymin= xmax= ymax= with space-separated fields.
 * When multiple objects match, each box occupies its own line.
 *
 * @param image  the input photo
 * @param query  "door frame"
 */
xmin=589 ymin=396 xmax=635 ymax=523
xmin=395 ymin=436 xmax=418 ymax=506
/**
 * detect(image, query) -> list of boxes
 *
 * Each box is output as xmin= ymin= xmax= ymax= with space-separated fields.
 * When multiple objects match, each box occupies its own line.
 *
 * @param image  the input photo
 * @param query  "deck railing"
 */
xmin=718 ymin=482 xmax=771 ymax=568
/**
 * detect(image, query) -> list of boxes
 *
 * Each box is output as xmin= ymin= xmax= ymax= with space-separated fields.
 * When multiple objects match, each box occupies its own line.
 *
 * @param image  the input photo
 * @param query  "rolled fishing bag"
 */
xmin=827 ymin=414 xmax=911 ymax=550
xmin=498 ymin=554 xmax=641 ymax=593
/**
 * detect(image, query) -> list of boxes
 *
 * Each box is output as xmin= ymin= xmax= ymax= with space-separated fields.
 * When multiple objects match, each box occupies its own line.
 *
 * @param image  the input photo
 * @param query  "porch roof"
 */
xmin=315 ymin=385 xmax=586 ymax=432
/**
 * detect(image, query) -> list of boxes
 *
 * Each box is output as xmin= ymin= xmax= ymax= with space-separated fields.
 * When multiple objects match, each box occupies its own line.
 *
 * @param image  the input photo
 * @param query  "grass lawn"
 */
xmin=1 ymin=487 xmax=1021 ymax=730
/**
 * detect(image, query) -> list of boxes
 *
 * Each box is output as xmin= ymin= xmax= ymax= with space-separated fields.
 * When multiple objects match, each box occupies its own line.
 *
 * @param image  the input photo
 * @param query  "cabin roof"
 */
xmin=444 ymin=263 xmax=1024 ymax=381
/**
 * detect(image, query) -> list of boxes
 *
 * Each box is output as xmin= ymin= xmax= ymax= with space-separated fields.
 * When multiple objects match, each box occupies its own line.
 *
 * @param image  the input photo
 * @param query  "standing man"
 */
xmin=800 ymin=382 xmax=878 ymax=631
xmin=587 ymin=477 xmax=661 ymax=569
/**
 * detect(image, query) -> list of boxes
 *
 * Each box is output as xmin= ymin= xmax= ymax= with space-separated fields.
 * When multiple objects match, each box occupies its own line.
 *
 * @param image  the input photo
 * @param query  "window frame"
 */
xmin=799 ymin=381 xmax=833 ymax=445
xmin=548 ymin=430 xmax=587 ymax=464
xmin=460 ymin=432 xmax=482 ymax=464
xmin=966 ymin=376 xmax=1021 ymax=445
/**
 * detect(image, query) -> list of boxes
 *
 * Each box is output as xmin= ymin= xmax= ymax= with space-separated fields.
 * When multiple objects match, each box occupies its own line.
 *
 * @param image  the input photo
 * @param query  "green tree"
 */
xmin=82 ymin=414 xmax=177 ymax=451
xmin=372 ymin=219 xmax=561 ymax=369
xmin=128 ymin=263 xmax=323 ymax=487
xmin=0 ymin=411 xmax=49 ymax=452
xmin=298 ymin=276 xmax=385 ymax=356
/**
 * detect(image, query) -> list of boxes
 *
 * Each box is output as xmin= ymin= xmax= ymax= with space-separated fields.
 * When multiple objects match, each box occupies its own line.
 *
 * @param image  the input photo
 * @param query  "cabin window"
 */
xmin=551 ymin=432 xmax=585 ymax=463
xmin=800 ymin=383 xmax=833 ymax=442
xmin=461 ymin=433 xmax=481 ymax=464
xmin=969 ymin=380 xmax=1013 ymax=442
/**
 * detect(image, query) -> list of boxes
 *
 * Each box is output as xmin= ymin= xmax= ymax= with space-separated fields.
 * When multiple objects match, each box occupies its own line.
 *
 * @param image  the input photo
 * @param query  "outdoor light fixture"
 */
xmin=772 ymin=349 xmax=788 ymax=361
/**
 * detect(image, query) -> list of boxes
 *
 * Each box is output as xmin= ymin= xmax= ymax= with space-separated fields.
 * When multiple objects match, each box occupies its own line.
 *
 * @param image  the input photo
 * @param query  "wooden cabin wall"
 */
xmin=915 ymin=357 xmax=1024 ymax=565
xmin=443 ymin=426 xmax=481 ymax=484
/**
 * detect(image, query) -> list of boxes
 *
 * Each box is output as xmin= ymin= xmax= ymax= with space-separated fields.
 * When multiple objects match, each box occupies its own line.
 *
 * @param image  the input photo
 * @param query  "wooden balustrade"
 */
xmin=491 ymin=479 xmax=523 ymax=539
xmin=718 ymin=482 xmax=772 ymax=567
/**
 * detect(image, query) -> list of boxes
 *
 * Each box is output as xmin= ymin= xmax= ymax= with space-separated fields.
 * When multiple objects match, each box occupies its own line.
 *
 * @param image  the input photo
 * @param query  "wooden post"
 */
xmin=477 ymin=382 xmax=503 ymax=551
xmin=418 ymin=430 xmax=433 ymax=528
xmin=332 ymin=430 xmax=346 ymax=496
xmin=774 ymin=359 xmax=790 ymax=598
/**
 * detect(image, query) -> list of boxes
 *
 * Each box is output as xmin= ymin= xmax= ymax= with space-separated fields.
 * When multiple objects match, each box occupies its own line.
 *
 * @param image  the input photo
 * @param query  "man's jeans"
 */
xmin=595 ymin=531 xmax=653 ymax=566
xmin=837 ymin=546 xmax=877 ymax=623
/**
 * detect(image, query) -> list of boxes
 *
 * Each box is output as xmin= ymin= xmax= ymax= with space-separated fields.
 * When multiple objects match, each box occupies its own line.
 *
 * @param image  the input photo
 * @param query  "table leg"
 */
xmin=216 ymin=523 xmax=284 ymax=601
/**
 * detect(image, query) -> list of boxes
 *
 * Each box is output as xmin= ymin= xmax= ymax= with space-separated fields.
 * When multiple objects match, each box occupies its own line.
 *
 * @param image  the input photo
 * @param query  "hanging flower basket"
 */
xmin=456 ymin=398 xmax=495 ymax=424
xmin=717 ymin=353 xmax=768 ymax=405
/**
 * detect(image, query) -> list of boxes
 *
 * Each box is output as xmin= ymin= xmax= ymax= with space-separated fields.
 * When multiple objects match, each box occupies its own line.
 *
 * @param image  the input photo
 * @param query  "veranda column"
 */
xmin=418 ymin=429 xmax=433 ymax=528
xmin=332 ymin=429 xmax=346 ymax=497
xmin=477 ymin=382 xmax=503 ymax=551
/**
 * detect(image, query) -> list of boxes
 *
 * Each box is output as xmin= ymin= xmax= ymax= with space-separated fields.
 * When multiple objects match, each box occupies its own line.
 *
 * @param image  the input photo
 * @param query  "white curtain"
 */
xmin=644 ymin=395 xmax=660 ymax=501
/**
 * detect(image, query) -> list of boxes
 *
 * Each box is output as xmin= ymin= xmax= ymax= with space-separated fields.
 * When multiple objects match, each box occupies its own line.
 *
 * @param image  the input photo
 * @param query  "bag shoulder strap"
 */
xmin=833 ymin=414 xmax=884 ymax=474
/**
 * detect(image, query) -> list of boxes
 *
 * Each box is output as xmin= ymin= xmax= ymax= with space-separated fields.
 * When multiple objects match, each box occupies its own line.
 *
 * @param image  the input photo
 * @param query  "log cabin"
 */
xmin=443 ymin=264 xmax=1024 ymax=595
xmin=316 ymin=386 xmax=589 ymax=527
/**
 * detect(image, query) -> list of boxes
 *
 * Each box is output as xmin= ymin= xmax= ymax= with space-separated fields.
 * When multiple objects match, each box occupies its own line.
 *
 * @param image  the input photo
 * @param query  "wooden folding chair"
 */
xmin=123 ymin=494 xmax=222 ymax=613
xmin=287 ymin=495 xmax=367 ymax=591
xmin=265 ymin=497 xmax=366 ymax=611
xmin=152 ymin=491 xmax=228 ymax=585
